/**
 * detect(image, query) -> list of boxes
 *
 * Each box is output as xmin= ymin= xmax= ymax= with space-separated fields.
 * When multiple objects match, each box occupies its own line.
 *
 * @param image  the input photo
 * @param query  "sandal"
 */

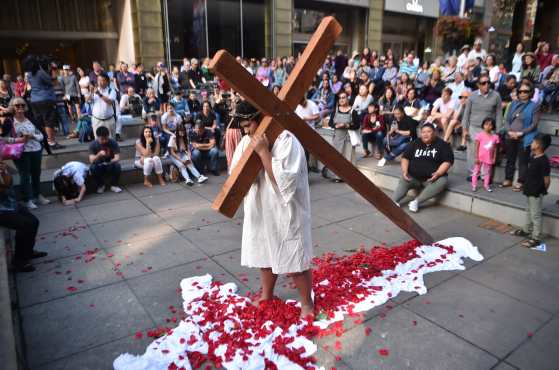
xmin=500 ymin=180 xmax=512 ymax=188
xmin=521 ymin=239 xmax=541 ymax=248
xmin=512 ymin=184 xmax=523 ymax=192
xmin=511 ymin=229 xmax=530 ymax=237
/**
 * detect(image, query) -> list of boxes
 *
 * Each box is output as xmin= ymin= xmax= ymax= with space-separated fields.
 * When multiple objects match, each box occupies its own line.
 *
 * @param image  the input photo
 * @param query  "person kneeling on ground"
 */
xmin=231 ymin=101 xmax=314 ymax=319
xmin=511 ymin=133 xmax=552 ymax=248
xmin=135 ymin=126 xmax=166 ymax=188
xmin=53 ymin=161 xmax=89 ymax=206
xmin=88 ymin=126 xmax=123 ymax=194
xmin=168 ymin=123 xmax=208 ymax=185
xmin=0 ymin=160 xmax=46 ymax=272
xmin=190 ymin=120 xmax=220 ymax=176
xmin=392 ymin=122 xmax=454 ymax=213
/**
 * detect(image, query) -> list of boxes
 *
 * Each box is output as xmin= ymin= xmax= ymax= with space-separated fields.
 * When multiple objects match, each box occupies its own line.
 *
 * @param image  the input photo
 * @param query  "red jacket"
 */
xmin=362 ymin=113 xmax=385 ymax=133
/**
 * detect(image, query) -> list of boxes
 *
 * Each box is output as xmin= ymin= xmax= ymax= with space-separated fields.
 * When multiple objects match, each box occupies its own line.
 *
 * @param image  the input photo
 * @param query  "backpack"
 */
xmin=129 ymin=95 xmax=143 ymax=117
xmin=78 ymin=116 xmax=94 ymax=143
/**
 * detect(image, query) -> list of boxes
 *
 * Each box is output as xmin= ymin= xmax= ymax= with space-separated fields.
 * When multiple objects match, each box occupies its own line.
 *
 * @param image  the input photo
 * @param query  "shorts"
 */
xmin=159 ymin=94 xmax=169 ymax=104
xmin=31 ymin=100 xmax=57 ymax=128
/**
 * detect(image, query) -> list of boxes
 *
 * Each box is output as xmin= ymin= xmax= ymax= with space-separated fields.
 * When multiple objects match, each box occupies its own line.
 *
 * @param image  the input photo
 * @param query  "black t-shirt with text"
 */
xmin=89 ymin=139 xmax=120 ymax=164
xmin=523 ymin=155 xmax=551 ymax=197
xmin=403 ymin=137 xmax=454 ymax=181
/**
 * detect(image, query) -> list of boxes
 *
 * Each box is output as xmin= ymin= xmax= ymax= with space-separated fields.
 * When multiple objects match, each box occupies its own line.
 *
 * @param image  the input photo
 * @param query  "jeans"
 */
xmin=90 ymin=162 xmax=121 ymax=187
xmin=0 ymin=206 xmax=39 ymax=265
xmin=362 ymin=131 xmax=384 ymax=154
xmin=523 ymin=195 xmax=543 ymax=240
xmin=56 ymin=105 xmax=71 ymax=136
xmin=392 ymin=176 xmax=448 ymax=206
xmin=170 ymin=153 xmax=202 ymax=181
xmin=135 ymin=157 xmax=163 ymax=176
xmin=383 ymin=138 xmax=410 ymax=161
xmin=13 ymin=150 xmax=42 ymax=201
xmin=192 ymin=147 xmax=219 ymax=173
xmin=504 ymin=137 xmax=530 ymax=183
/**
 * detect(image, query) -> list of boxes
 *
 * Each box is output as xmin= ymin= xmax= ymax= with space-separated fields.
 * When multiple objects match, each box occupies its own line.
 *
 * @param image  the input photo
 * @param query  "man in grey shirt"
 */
xmin=462 ymin=73 xmax=503 ymax=176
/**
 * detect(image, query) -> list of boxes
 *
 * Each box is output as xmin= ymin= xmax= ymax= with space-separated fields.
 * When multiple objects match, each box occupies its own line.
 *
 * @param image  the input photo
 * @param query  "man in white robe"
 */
xmin=230 ymin=101 xmax=314 ymax=318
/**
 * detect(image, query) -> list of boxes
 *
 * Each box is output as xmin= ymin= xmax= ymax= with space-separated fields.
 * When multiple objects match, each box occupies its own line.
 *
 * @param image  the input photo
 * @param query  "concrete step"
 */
xmin=355 ymin=157 xmax=559 ymax=238
xmin=538 ymin=113 xmax=559 ymax=136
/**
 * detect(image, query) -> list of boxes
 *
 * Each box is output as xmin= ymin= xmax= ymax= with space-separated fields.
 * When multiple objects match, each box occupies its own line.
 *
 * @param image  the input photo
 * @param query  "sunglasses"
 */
xmin=14 ymin=104 xmax=25 ymax=108
xmin=339 ymin=96 xmax=347 ymax=99
xmin=518 ymin=90 xmax=531 ymax=94
xmin=459 ymin=96 xmax=468 ymax=99
xmin=479 ymin=81 xmax=490 ymax=85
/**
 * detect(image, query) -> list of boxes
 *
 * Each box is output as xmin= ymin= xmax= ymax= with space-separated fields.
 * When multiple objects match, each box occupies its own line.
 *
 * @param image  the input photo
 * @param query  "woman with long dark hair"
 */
xmin=168 ymin=123 xmax=207 ymax=185
xmin=135 ymin=126 xmax=166 ymax=187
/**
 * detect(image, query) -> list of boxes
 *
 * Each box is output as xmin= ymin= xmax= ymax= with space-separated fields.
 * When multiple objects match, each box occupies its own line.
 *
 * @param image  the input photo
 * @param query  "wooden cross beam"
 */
xmin=210 ymin=18 xmax=434 ymax=245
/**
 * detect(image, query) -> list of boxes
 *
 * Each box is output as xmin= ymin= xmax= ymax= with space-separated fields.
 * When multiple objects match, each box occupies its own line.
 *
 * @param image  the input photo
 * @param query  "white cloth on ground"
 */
xmin=230 ymin=131 xmax=312 ymax=274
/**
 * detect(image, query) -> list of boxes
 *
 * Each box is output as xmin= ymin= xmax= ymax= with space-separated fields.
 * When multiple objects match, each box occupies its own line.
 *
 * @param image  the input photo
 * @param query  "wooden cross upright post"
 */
xmin=210 ymin=17 xmax=434 ymax=245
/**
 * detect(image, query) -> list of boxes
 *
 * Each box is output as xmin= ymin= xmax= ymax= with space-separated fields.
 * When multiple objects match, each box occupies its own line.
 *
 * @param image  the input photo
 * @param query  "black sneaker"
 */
xmin=456 ymin=145 xmax=467 ymax=151
xmin=49 ymin=143 xmax=65 ymax=150
xmin=211 ymin=170 xmax=220 ymax=176
xmin=115 ymin=133 xmax=123 ymax=142
xmin=31 ymin=251 xmax=48 ymax=259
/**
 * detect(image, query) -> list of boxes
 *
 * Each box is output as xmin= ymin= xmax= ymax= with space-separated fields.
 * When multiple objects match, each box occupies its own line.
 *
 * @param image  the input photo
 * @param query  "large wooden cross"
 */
xmin=209 ymin=17 xmax=433 ymax=245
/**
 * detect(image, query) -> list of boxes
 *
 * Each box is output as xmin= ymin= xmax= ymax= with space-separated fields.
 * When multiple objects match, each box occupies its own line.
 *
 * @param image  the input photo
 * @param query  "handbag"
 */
xmin=0 ymin=141 xmax=24 ymax=160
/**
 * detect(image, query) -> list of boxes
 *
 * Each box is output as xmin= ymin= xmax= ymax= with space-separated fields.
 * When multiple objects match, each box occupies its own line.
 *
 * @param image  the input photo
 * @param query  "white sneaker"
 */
xmin=26 ymin=200 xmax=38 ymax=210
xmin=197 ymin=175 xmax=208 ymax=184
xmin=97 ymin=186 xmax=105 ymax=194
xmin=185 ymin=179 xmax=194 ymax=186
xmin=408 ymin=199 xmax=419 ymax=213
xmin=37 ymin=194 xmax=51 ymax=205
xmin=377 ymin=158 xmax=387 ymax=167
xmin=110 ymin=186 xmax=123 ymax=193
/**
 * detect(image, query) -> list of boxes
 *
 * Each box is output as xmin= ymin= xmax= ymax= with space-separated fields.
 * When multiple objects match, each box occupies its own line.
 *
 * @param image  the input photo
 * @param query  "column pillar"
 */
xmin=131 ymin=0 xmax=165 ymax=68
xmin=274 ymin=0 xmax=293 ymax=57
xmin=367 ymin=0 xmax=383 ymax=52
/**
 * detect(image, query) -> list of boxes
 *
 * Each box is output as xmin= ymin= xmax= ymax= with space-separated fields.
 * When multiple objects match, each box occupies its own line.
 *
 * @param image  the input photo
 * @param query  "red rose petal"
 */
xmin=66 ymin=286 xmax=77 ymax=292
xmin=378 ymin=348 xmax=390 ymax=357
xmin=364 ymin=327 xmax=372 ymax=336
xmin=135 ymin=331 xmax=143 ymax=339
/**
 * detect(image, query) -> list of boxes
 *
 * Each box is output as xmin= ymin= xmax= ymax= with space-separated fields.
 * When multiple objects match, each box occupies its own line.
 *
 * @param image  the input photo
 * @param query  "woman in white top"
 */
xmin=427 ymin=87 xmax=456 ymax=132
xmin=486 ymin=54 xmax=501 ymax=88
xmin=53 ymin=161 xmax=89 ymax=206
xmin=161 ymin=104 xmax=182 ymax=137
xmin=135 ymin=126 xmax=166 ymax=188
xmin=511 ymin=43 xmax=524 ymax=79
xmin=168 ymin=123 xmax=208 ymax=185
xmin=352 ymin=84 xmax=373 ymax=117
xmin=77 ymin=67 xmax=90 ymax=99
xmin=7 ymin=97 xmax=50 ymax=209
xmin=442 ymin=56 xmax=458 ymax=83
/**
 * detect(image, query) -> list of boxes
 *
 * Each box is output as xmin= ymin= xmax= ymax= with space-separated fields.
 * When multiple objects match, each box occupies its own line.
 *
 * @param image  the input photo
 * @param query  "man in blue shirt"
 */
xmin=399 ymin=53 xmax=418 ymax=78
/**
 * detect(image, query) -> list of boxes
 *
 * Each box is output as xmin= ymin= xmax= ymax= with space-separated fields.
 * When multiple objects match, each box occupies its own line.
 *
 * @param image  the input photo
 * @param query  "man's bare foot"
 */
xmin=143 ymin=180 xmax=153 ymax=188
xmin=300 ymin=304 xmax=315 ymax=320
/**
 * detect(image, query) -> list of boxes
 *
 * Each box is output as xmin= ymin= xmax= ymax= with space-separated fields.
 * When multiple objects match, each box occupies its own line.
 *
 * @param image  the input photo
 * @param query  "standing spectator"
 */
xmin=224 ymin=98 xmax=246 ymax=169
xmin=511 ymin=134 xmax=551 ymax=248
xmin=187 ymin=91 xmax=202 ymax=118
xmin=188 ymin=58 xmax=205 ymax=89
xmin=190 ymin=120 xmax=220 ymax=176
xmin=201 ymin=58 xmax=213 ymax=82
xmin=391 ymin=122 xmax=454 ymax=213
xmin=502 ymin=81 xmax=540 ymax=191
xmin=468 ymin=38 xmax=487 ymax=61
xmin=462 ymin=74 xmax=503 ymax=178
xmin=377 ymin=106 xmax=418 ymax=167
xmin=326 ymin=92 xmax=359 ymax=182
xmin=153 ymin=66 xmax=172 ymax=113
xmin=61 ymin=65 xmax=82 ymax=121
xmin=135 ymin=126 xmax=166 ymax=188
xmin=168 ymin=123 xmax=208 ymax=185
xmin=15 ymin=75 xmax=26 ymax=97
xmin=0 ymin=161 xmax=45 ymax=272
xmin=8 ymin=98 xmax=50 ymax=209
xmin=535 ymin=42 xmax=553 ymax=71
xmin=88 ymin=61 xmax=104 ymax=87
xmin=88 ymin=73 xmax=117 ymax=139
xmin=77 ymin=67 xmax=91 ymax=102
xmin=134 ymin=63 xmax=148 ymax=96
xmin=53 ymin=161 xmax=88 ymax=205
xmin=471 ymin=118 xmax=500 ymax=192
xmin=457 ymin=44 xmax=471 ymax=70
xmin=521 ymin=52 xmax=540 ymax=83
xmin=52 ymin=77 xmax=71 ymax=137
xmin=334 ymin=50 xmax=348 ymax=79
xmin=361 ymin=103 xmax=385 ymax=159
xmin=511 ymin=43 xmax=524 ymax=79
xmin=180 ymin=57 xmax=191 ymax=73
xmin=170 ymin=66 xmax=180 ymax=92
xmin=88 ymin=126 xmax=122 ymax=194
xmin=23 ymin=55 xmax=60 ymax=151
xmin=116 ymin=62 xmax=135 ymax=93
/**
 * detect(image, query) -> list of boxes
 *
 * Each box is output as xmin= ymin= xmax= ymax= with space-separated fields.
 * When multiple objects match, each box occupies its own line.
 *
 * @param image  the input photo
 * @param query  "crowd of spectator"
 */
xmin=0 ymin=36 xmax=557 ymax=271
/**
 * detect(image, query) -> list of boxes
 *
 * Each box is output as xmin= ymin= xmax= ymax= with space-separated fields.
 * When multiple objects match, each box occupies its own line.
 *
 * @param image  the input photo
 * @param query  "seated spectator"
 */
xmin=143 ymin=88 xmax=160 ymax=116
xmin=361 ymin=103 xmax=385 ymax=159
xmin=382 ymin=59 xmax=398 ymax=87
xmin=414 ymin=61 xmax=430 ymax=91
xmin=448 ymin=72 xmax=470 ymax=100
xmin=542 ymin=67 xmax=559 ymax=111
xmin=145 ymin=113 xmax=169 ymax=154
xmin=442 ymin=56 xmax=458 ymax=83
xmin=161 ymin=104 xmax=182 ymax=136
xmin=399 ymin=87 xmax=421 ymax=120
xmin=312 ymin=80 xmax=335 ymax=120
xmin=421 ymin=69 xmax=444 ymax=107
xmin=199 ymin=101 xmax=220 ymax=146
xmin=391 ymin=122 xmax=454 ymax=213
xmin=53 ymin=161 xmax=89 ymax=205
xmin=399 ymin=53 xmax=418 ymax=78
xmin=168 ymin=123 xmax=208 ymax=185
xmin=379 ymin=86 xmax=397 ymax=119
xmin=190 ymin=120 xmax=220 ymax=176
xmin=295 ymin=96 xmax=320 ymax=128
xmin=427 ymin=87 xmax=456 ymax=132
xmin=120 ymin=87 xmax=143 ymax=117
xmin=331 ymin=74 xmax=342 ymax=94
xmin=443 ymin=90 xmax=470 ymax=150
xmin=395 ymin=73 xmax=411 ymax=101
xmin=88 ymin=126 xmax=122 ymax=194
xmin=352 ymin=84 xmax=373 ymax=120
xmin=521 ymin=52 xmax=540 ymax=84
xmin=377 ymin=106 xmax=418 ymax=167
xmin=187 ymin=91 xmax=202 ymax=118
xmin=0 ymin=160 xmax=45 ymax=272
xmin=170 ymin=91 xmax=190 ymax=122
xmin=135 ymin=126 xmax=166 ymax=188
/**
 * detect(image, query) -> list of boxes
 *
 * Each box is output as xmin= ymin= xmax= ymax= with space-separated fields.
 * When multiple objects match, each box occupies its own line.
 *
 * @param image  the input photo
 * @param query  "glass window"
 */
xmin=207 ymin=0 xmax=242 ymax=57
xmin=242 ymin=0 xmax=267 ymax=58
xmin=167 ymin=0 xmax=207 ymax=62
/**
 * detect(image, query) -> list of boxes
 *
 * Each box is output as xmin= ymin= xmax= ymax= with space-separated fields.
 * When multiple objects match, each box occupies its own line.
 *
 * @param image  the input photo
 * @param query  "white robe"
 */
xmin=230 ymin=130 xmax=312 ymax=274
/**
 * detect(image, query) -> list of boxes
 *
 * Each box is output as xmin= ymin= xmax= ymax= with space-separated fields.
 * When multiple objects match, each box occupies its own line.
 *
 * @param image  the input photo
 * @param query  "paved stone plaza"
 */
xmin=16 ymin=173 xmax=559 ymax=370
